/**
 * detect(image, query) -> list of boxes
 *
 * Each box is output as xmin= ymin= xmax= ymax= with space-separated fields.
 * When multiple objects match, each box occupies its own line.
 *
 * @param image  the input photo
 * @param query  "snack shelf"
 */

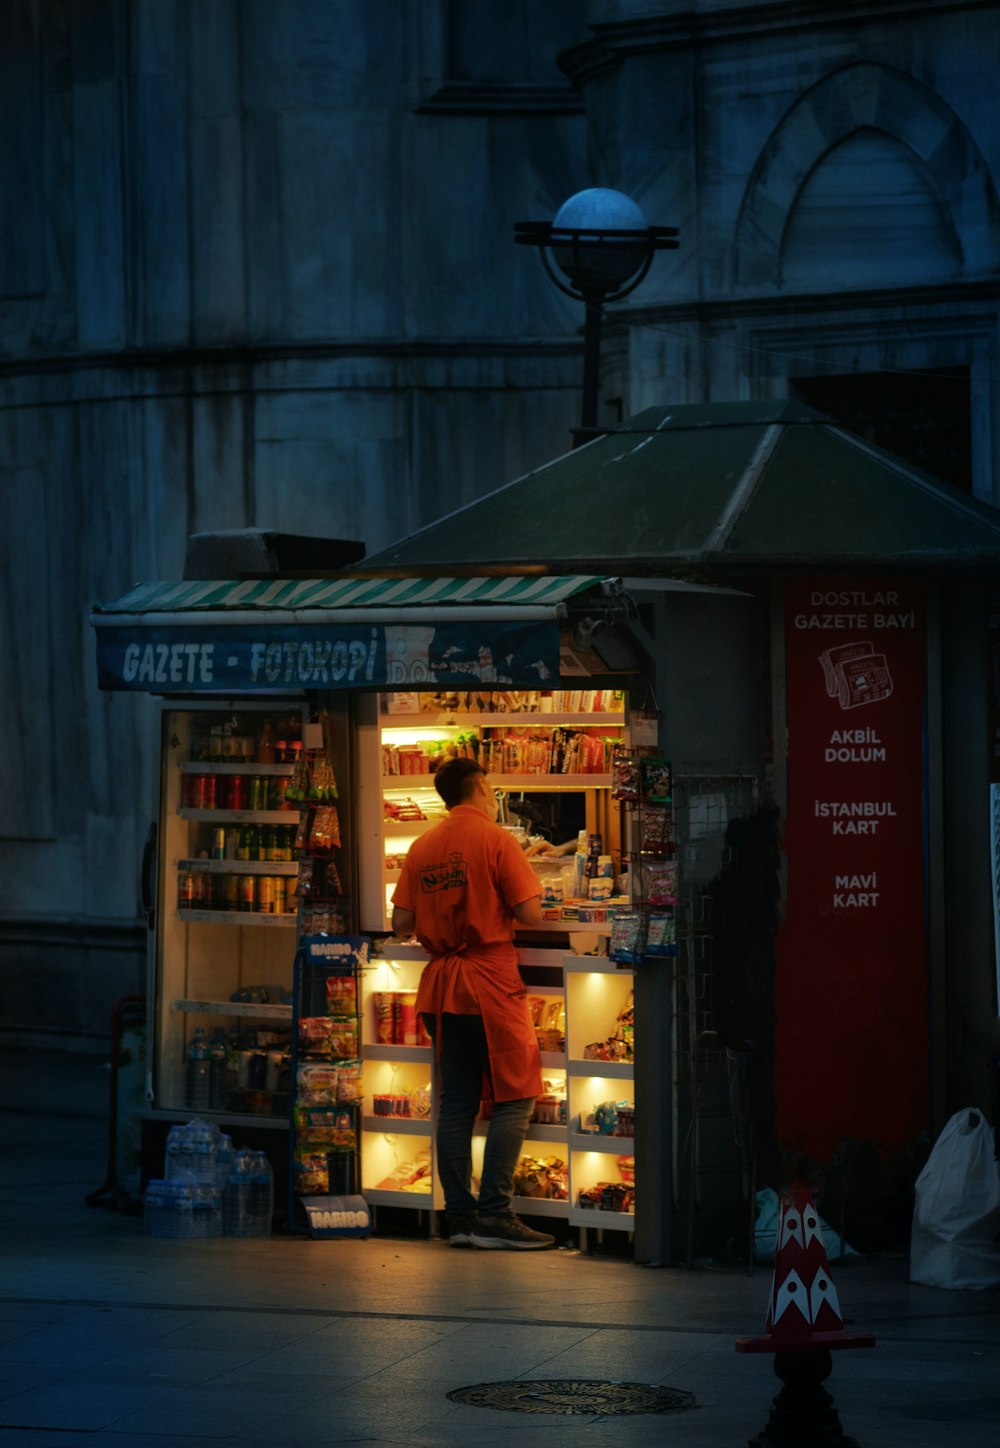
xmin=382 ymin=818 xmax=444 ymax=837
xmin=510 ymin=1196 xmax=569 ymax=1218
xmin=178 ymin=859 xmax=298 ymax=875
xmin=363 ymin=1116 xmax=431 ymax=1136
xmin=180 ymin=762 xmax=295 ymax=775
xmin=179 ymin=808 xmax=298 ymax=824
xmin=473 ymin=1121 xmax=565 ymax=1143
xmin=570 ymin=1206 xmax=635 ymax=1230
xmin=169 ymin=997 xmax=292 ymax=1020
xmin=518 ymin=921 xmax=613 ymax=937
xmin=383 ymin=774 xmax=613 ymax=790
xmin=362 ymin=1187 xmax=434 ymax=1210
xmin=381 ymin=713 xmax=625 ymax=728
xmin=564 ymin=954 xmax=633 ymax=975
xmin=567 ymin=1059 xmax=633 ymax=1080
xmin=570 ymin=1131 xmax=634 ymax=1153
xmin=175 ymin=909 xmax=297 ymax=927
xmin=363 ymin=1044 xmax=431 ymax=1064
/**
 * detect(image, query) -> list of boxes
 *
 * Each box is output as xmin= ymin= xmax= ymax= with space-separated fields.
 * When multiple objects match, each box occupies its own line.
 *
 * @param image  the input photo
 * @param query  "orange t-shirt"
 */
xmin=392 ymin=804 xmax=541 ymax=962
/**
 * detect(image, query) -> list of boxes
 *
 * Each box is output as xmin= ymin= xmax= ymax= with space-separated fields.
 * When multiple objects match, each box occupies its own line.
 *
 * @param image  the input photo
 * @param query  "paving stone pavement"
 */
xmin=1 ymin=1049 xmax=998 ymax=1446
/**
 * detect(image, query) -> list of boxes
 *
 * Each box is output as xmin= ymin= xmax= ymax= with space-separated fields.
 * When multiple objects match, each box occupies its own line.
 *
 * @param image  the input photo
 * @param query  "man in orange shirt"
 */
xmin=391 ymin=758 xmax=555 ymax=1250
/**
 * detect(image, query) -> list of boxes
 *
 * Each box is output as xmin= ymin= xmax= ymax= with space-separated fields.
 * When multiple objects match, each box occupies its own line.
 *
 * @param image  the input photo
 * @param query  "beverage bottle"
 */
xmin=248 ymin=1150 xmax=274 ymax=1237
xmin=214 ymin=1132 xmax=234 ymax=1191
xmin=236 ymin=826 xmax=251 ymax=862
xmin=208 ymin=1030 xmax=229 ymax=1110
xmin=245 ymin=824 xmax=260 ymax=861
xmin=185 ymin=1029 xmax=210 ymax=1112
xmin=256 ymin=720 xmax=276 ymax=764
xmin=173 ymin=1184 xmax=195 ymax=1239
xmin=222 ymin=1148 xmax=255 ymax=1237
xmin=259 ymin=825 xmax=274 ymax=863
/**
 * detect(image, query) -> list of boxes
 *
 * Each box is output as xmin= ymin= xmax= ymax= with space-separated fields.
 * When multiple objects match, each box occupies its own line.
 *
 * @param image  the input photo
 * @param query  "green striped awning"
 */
xmin=94 ymin=574 xmax=606 ymax=614
xmin=90 ymin=575 xmax=624 ymax=693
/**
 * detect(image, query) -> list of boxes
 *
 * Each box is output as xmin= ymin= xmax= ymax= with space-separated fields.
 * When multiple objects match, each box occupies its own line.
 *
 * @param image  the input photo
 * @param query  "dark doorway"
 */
xmin=791 ymin=368 xmax=972 ymax=493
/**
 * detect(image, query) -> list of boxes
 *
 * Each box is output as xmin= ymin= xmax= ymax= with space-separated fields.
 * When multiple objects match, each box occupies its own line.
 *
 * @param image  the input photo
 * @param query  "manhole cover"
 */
xmin=446 ymin=1379 xmax=697 ymax=1416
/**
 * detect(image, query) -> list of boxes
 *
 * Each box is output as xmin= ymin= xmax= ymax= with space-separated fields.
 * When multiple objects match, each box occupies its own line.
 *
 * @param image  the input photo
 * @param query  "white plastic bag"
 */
xmin=910 ymin=1107 xmax=1000 ymax=1290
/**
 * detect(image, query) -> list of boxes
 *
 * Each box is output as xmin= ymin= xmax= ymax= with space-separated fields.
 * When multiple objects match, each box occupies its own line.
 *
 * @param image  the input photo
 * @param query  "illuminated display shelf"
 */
xmin=170 ymin=996 xmax=292 ymax=1020
xmin=358 ymin=950 xmax=633 ymax=1227
xmin=175 ymin=909 xmax=297 ymax=927
xmin=179 ymin=762 xmax=295 ymax=775
xmin=178 ymin=859 xmax=297 ymax=875
xmin=383 ymin=773 xmax=613 ymax=790
xmin=381 ymin=712 xmax=624 ymax=728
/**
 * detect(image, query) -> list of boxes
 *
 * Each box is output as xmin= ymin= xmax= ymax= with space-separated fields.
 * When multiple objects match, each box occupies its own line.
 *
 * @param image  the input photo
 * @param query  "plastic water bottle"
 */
xmin=215 ymin=1133 xmax=234 ymax=1191
xmin=185 ymin=1029 xmax=210 ymax=1112
xmin=248 ymin=1150 xmax=274 ymax=1237
xmin=192 ymin=1185 xmax=222 ymax=1238
xmin=144 ymin=1179 xmax=171 ymax=1237
xmin=172 ymin=1184 xmax=195 ymax=1239
xmin=222 ymin=1148 xmax=255 ymax=1237
xmin=208 ymin=1029 xmax=229 ymax=1110
xmin=189 ymin=1118 xmax=218 ymax=1184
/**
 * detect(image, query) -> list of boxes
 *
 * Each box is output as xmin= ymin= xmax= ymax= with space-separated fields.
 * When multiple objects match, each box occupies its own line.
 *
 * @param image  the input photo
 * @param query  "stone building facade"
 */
xmin=1 ymin=0 xmax=998 ymax=1048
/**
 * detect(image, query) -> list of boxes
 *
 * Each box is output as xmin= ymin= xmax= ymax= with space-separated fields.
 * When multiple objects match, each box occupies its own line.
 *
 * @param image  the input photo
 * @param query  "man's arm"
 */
xmin=392 ymin=905 xmax=416 ymax=938
xmin=512 ymin=895 xmax=543 ymax=928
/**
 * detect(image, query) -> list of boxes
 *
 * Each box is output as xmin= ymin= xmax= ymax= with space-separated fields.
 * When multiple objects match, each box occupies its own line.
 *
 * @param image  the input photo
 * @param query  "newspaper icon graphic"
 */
xmin=820 ymin=642 xmax=893 ymax=710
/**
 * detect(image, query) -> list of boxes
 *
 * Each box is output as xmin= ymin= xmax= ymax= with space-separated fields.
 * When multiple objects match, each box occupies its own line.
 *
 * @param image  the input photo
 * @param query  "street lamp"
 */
xmin=515 ymin=188 xmax=679 ymax=447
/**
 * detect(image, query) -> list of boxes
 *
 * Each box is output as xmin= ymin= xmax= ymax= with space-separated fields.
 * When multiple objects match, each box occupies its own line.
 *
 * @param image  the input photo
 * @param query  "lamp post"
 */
xmin=515 ymin=188 xmax=678 ymax=447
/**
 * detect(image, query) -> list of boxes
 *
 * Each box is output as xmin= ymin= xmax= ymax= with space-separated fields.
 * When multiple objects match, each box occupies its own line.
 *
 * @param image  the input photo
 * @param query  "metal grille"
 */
xmin=671 ymin=774 xmax=759 ymax=1261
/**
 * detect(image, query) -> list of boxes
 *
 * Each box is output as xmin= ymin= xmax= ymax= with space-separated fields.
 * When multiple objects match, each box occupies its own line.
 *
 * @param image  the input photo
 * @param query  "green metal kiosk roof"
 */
xmin=359 ymin=401 xmax=1000 ymax=576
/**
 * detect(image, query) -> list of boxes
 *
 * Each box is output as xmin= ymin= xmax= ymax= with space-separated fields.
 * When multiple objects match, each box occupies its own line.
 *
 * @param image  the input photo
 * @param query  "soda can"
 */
xmin=238 ymin=876 xmax=255 ymax=912
xmin=248 ymin=776 xmax=264 ymax=811
xmin=210 ymin=828 xmax=226 ymax=860
xmin=224 ymin=774 xmax=248 ymax=810
xmin=191 ymin=872 xmax=208 ymax=906
xmin=222 ymin=874 xmax=239 ymax=912
xmin=272 ymin=877 xmax=286 ymax=914
xmin=177 ymin=872 xmax=195 ymax=909
xmin=190 ymin=774 xmax=209 ymax=810
xmin=203 ymin=773 xmax=218 ymax=809
xmin=257 ymin=876 xmax=275 ymax=913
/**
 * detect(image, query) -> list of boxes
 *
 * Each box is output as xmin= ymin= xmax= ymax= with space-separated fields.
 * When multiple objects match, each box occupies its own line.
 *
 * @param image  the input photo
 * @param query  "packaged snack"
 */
xmin=609 ymin=909 xmax=646 ymax=965
xmin=325 ymin=975 xmax=356 ymax=1014
xmin=643 ymin=860 xmax=678 ymax=907
xmin=640 ymin=755 xmax=672 ymax=804
xmin=293 ymin=1152 xmax=329 ymax=1195
xmin=296 ymin=1063 xmax=339 ymax=1103
xmin=641 ymin=807 xmax=675 ymax=854
xmin=611 ymin=749 xmax=641 ymax=802
xmin=335 ymin=1059 xmax=363 ymax=1103
xmin=327 ymin=1021 xmax=359 ymax=1059
xmin=298 ymin=1017 xmax=334 ymax=1055
xmin=644 ymin=910 xmax=676 ymax=957
xmin=408 ymin=1082 xmax=432 ymax=1118
xmin=308 ymin=806 xmax=341 ymax=852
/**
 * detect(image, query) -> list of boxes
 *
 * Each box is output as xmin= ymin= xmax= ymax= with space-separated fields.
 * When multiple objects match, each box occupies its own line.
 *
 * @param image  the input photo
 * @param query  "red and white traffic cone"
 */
xmin=736 ymin=1186 xmax=875 ymax=1445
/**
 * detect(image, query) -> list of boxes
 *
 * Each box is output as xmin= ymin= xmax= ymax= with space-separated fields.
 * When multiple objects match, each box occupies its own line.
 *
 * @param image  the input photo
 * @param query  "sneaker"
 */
xmin=470 ymin=1213 xmax=556 ymax=1251
xmin=447 ymin=1215 xmax=474 ymax=1248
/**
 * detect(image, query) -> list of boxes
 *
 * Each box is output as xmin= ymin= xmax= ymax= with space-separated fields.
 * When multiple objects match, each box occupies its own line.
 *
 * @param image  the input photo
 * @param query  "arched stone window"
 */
xmin=734 ymin=61 xmax=1000 ymax=290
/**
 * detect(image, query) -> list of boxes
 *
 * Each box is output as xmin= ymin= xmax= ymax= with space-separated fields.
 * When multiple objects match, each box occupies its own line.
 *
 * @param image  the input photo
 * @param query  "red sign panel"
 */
xmin=775 ymin=579 xmax=927 ymax=1161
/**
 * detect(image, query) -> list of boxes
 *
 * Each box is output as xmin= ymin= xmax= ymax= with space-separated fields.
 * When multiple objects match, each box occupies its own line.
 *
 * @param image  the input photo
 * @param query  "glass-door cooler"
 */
xmin=146 ymin=700 xmax=307 ymax=1127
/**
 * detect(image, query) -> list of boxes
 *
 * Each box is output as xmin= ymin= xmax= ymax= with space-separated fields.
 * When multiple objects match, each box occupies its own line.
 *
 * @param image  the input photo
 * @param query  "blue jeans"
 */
xmin=424 ymin=1012 xmax=534 ymax=1219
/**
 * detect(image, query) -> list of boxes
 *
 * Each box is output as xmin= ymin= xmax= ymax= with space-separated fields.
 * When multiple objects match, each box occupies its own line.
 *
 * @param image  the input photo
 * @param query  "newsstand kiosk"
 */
xmin=91 ymin=572 xmax=664 ymax=1246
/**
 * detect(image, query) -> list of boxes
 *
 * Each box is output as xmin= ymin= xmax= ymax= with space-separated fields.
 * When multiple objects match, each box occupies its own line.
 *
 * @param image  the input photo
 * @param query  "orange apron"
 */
xmin=415 ymin=942 xmax=542 ymax=1102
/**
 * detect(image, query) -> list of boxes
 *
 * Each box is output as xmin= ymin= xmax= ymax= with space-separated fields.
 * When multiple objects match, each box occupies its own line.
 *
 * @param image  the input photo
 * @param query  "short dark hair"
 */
xmin=434 ymin=757 xmax=484 ymax=808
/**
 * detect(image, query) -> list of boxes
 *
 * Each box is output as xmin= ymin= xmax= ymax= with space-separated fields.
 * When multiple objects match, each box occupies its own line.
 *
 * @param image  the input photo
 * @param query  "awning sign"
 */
xmin=94 ymin=620 xmax=560 ymax=693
